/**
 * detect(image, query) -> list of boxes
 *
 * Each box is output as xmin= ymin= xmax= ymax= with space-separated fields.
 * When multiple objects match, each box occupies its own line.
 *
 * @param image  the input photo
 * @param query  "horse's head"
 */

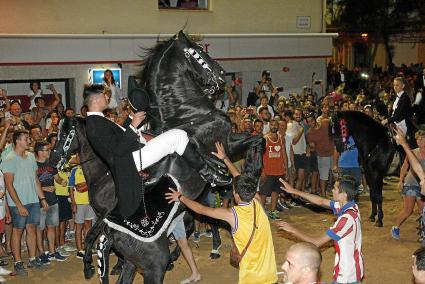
xmin=52 ymin=116 xmax=80 ymax=170
xmin=174 ymin=30 xmax=226 ymax=96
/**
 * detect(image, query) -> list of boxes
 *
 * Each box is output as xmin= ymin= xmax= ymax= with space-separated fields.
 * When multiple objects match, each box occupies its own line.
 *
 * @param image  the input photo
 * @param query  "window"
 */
xmin=159 ymin=0 xmax=209 ymax=10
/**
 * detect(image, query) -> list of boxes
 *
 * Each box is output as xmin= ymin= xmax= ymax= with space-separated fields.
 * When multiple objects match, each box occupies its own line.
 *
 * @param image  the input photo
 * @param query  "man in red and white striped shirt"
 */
xmin=278 ymin=175 xmax=364 ymax=284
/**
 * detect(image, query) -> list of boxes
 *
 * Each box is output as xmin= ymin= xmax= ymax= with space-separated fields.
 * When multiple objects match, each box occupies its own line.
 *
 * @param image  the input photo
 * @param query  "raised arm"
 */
xmin=165 ymin=188 xmax=235 ymax=228
xmin=394 ymin=127 xmax=425 ymax=191
xmin=280 ymin=178 xmax=331 ymax=208
xmin=211 ymin=141 xmax=240 ymax=178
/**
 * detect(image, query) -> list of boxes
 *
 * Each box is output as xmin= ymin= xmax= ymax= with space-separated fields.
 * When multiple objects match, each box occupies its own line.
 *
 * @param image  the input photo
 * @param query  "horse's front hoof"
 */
xmin=369 ymin=216 xmax=375 ymax=222
xmin=209 ymin=252 xmax=221 ymax=259
xmin=375 ymin=220 xmax=383 ymax=227
xmin=84 ymin=265 xmax=95 ymax=280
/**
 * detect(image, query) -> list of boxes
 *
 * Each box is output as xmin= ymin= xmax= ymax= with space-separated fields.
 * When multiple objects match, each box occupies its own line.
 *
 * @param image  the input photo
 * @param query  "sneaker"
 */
xmin=289 ymin=200 xmax=301 ymax=208
xmin=48 ymin=251 xmax=67 ymax=262
xmin=268 ymin=210 xmax=281 ymax=220
xmin=391 ymin=226 xmax=400 ymax=240
xmin=65 ymin=230 xmax=75 ymax=241
xmin=277 ymin=200 xmax=289 ymax=211
xmin=27 ymin=258 xmax=42 ymax=269
xmin=37 ymin=253 xmax=51 ymax=265
xmin=57 ymin=246 xmax=70 ymax=257
xmin=14 ymin=261 xmax=27 ymax=276
xmin=193 ymin=231 xmax=200 ymax=243
xmin=0 ymin=266 xmax=10 ymax=275
xmin=62 ymin=243 xmax=77 ymax=252
xmin=203 ymin=230 xmax=213 ymax=238
xmin=76 ymin=250 xmax=85 ymax=259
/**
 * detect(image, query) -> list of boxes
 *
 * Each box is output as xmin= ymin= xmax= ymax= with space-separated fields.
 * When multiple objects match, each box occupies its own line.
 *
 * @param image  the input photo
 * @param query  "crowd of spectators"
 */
xmin=0 ymin=63 xmax=423 ymax=282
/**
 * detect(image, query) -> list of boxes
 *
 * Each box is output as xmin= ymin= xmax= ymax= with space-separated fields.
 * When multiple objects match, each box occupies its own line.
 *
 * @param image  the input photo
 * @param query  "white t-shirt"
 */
xmin=27 ymin=89 xmax=43 ymax=109
xmin=286 ymin=121 xmax=306 ymax=155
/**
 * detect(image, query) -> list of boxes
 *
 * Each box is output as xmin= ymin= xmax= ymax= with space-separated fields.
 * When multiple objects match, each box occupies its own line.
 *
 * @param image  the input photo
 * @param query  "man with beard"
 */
xmin=259 ymin=119 xmax=288 ymax=220
xmin=287 ymin=108 xmax=307 ymax=192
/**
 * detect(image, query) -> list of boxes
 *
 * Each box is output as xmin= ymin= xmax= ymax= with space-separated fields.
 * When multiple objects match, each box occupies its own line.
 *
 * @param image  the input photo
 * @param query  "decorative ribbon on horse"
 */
xmin=339 ymin=118 xmax=349 ymax=143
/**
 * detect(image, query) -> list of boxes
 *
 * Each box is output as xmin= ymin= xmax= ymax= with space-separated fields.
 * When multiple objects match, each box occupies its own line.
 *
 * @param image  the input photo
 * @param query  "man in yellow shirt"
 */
xmin=69 ymin=155 xmax=96 ymax=259
xmin=166 ymin=142 xmax=277 ymax=284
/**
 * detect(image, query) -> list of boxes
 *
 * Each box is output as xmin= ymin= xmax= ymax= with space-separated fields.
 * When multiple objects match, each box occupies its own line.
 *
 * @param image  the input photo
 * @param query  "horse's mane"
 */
xmin=141 ymin=36 xmax=176 ymax=87
xmin=335 ymin=110 xmax=388 ymax=141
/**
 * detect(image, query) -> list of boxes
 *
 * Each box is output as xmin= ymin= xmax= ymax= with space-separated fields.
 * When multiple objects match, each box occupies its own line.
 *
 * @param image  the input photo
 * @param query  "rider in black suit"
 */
xmin=84 ymin=85 xmax=231 ymax=217
xmin=382 ymin=77 xmax=415 ymax=147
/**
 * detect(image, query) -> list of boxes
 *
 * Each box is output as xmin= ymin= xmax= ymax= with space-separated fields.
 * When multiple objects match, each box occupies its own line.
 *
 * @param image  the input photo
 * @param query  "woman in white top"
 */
xmin=27 ymin=81 xmax=43 ymax=109
xmin=102 ymin=69 xmax=121 ymax=109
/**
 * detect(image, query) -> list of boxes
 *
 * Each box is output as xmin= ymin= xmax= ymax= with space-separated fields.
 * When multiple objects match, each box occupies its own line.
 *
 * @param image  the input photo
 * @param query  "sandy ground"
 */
xmin=4 ymin=179 xmax=421 ymax=283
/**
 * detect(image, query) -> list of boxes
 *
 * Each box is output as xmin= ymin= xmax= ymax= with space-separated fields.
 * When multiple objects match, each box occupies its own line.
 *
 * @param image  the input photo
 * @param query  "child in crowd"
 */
xmin=68 ymin=154 xmax=96 ymax=259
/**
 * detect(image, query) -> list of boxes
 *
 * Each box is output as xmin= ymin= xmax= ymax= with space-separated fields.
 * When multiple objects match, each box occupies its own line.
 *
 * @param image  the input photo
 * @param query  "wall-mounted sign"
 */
xmin=296 ymin=16 xmax=311 ymax=29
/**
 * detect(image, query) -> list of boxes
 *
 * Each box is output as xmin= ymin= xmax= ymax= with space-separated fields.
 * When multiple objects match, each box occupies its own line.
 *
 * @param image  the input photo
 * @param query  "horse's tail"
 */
xmin=96 ymin=221 xmax=114 ymax=284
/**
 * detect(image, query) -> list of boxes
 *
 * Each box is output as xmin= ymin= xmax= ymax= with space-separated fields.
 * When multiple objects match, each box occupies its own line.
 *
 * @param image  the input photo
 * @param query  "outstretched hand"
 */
xmin=393 ymin=126 xmax=408 ymax=146
xmin=165 ymin=187 xmax=181 ymax=204
xmin=211 ymin=142 xmax=228 ymax=160
xmin=279 ymin=178 xmax=298 ymax=195
xmin=278 ymin=221 xmax=296 ymax=233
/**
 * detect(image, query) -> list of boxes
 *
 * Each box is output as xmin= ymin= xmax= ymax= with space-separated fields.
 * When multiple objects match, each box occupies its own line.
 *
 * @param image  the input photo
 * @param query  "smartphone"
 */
xmin=4 ymin=111 xmax=11 ymax=120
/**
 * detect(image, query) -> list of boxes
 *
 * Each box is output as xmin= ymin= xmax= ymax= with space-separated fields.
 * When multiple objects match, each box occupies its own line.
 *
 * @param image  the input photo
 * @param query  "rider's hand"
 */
xmin=131 ymin=111 xmax=146 ymax=128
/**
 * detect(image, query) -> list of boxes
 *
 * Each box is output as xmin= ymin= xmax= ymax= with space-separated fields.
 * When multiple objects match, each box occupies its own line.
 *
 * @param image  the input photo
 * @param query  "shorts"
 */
xmin=259 ymin=176 xmax=283 ymax=196
xmin=10 ymin=203 xmax=40 ymax=229
xmin=317 ymin=156 xmax=333 ymax=181
xmin=294 ymin=154 xmax=307 ymax=170
xmin=402 ymin=185 xmax=421 ymax=197
xmin=170 ymin=217 xmax=186 ymax=240
xmin=75 ymin=204 xmax=96 ymax=224
xmin=38 ymin=203 xmax=59 ymax=230
xmin=340 ymin=168 xmax=362 ymax=187
xmin=305 ymin=153 xmax=318 ymax=173
xmin=57 ymin=195 xmax=73 ymax=222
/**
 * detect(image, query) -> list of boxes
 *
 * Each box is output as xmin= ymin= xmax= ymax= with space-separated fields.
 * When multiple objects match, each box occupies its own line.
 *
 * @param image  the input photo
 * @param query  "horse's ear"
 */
xmin=177 ymin=30 xmax=188 ymax=41
xmin=128 ymin=76 xmax=140 ymax=93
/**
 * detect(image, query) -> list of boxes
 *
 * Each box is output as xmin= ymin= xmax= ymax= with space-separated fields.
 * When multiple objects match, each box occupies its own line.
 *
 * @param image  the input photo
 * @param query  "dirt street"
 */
xmin=5 ymin=180 xmax=420 ymax=283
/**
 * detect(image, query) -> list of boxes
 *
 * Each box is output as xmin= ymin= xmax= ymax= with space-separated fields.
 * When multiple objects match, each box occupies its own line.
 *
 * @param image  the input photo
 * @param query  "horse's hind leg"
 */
xmin=369 ymin=198 xmax=377 ymax=222
xmin=97 ymin=233 xmax=114 ymax=284
xmin=116 ymin=260 xmax=136 ymax=284
xmin=84 ymin=218 xmax=106 ymax=280
xmin=111 ymin=256 xmax=125 ymax=275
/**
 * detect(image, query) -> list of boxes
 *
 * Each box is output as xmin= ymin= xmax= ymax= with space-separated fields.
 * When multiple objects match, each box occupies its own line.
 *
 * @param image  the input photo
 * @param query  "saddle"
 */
xmin=104 ymin=174 xmax=181 ymax=242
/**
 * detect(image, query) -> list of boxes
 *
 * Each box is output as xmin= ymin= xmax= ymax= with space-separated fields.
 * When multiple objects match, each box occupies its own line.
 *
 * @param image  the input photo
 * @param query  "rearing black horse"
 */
xmin=331 ymin=111 xmax=396 ymax=227
xmin=53 ymin=30 xmax=264 ymax=283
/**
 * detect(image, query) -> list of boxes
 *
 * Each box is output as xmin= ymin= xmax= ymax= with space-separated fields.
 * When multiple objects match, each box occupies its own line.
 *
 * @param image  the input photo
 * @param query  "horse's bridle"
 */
xmin=183 ymin=47 xmax=224 ymax=96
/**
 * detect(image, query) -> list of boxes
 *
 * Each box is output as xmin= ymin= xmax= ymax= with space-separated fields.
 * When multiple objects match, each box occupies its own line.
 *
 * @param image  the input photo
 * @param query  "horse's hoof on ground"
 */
xmin=209 ymin=252 xmax=221 ymax=260
xmin=166 ymin=262 xmax=174 ymax=271
xmin=84 ymin=265 xmax=95 ymax=280
xmin=110 ymin=265 xmax=123 ymax=275
xmin=375 ymin=220 xmax=383 ymax=227
xmin=369 ymin=216 xmax=375 ymax=222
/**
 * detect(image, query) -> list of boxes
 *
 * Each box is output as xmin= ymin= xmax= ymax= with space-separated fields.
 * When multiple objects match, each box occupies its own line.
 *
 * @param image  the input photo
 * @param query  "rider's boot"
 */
xmin=181 ymin=145 xmax=232 ymax=187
